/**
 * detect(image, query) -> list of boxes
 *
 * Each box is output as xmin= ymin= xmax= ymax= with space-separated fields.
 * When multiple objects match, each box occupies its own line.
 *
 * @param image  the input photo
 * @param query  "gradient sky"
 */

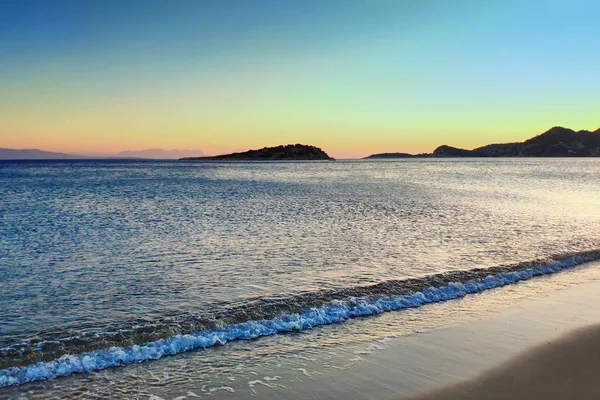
xmin=1 ymin=0 xmax=599 ymax=158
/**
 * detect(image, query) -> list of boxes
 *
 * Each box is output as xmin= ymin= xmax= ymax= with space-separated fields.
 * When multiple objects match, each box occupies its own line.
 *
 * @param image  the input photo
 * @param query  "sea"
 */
xmin=1 ymin=158 xmax=599 ymax=399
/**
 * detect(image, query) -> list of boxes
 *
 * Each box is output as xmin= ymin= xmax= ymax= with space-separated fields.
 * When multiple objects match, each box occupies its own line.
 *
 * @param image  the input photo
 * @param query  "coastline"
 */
xmin=3 ymin=261 xmax=600 ymax=399
xmin=2 ymin=250 xmax=598 ymax=387
xmin=243 ymin=260 xmax=600 ymax=399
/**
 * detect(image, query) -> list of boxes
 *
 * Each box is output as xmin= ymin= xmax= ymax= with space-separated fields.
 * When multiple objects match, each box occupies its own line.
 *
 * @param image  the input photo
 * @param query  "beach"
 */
xmin=246 ymin=260 xmax=600 ymax=400
xmin=405 ymin=323 xmax=600 ymax=400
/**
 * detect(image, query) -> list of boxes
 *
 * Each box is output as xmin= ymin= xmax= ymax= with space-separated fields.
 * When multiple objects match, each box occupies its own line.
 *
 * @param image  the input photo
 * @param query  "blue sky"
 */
xmin=1 ymin=0 xmax=599 ymax=156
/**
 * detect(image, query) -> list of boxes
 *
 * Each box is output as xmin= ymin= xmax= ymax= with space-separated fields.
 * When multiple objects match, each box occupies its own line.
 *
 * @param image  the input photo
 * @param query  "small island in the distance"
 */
xmin=180 ymin=144 xmax=334 ymax=161
xmin=365 ymin=126 xmax=600 ymax=158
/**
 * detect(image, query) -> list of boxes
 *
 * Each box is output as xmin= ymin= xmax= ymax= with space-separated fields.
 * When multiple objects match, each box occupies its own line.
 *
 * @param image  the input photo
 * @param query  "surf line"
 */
xmin=1 ymin=252 xmax=598 ymax=388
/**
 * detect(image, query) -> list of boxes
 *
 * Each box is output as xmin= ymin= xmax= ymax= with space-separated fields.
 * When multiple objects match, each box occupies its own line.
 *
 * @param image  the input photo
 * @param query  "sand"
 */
xmin=239 ymin=262 xmax=600 ymax=399
xmin=403 ymin=323 xmax=600 ymax=400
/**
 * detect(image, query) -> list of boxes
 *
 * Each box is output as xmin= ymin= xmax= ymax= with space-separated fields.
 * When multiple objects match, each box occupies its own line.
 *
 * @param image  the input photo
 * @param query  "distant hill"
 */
xmin=0 ymin=148 xmax=86 ymax=160
xmin=364 ymin=127 xmax=600 ymax=158
xmin=181 ymin=144 xmax=334 ymax=161
xmin=433 ymin=127 xmax=600 ymax=157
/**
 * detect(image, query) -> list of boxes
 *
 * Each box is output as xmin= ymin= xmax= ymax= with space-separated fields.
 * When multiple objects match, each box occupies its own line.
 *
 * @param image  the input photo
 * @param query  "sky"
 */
xmin=0 ymin=0 xmax=599 ymax=158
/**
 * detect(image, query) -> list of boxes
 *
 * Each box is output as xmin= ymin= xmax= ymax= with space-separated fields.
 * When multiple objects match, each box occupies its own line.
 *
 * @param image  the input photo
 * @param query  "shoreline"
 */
xmin=4 ymin=262 xmax=600 ymax=399
xmin=2 ymin=251 xmax=598 ymax=387
xmin=249 ymin=261 xmax=600 ymax=399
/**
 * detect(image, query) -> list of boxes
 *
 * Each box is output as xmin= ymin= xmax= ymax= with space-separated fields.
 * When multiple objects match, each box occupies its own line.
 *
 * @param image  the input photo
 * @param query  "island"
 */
xmin=180 ymin=144 xmax=334 ymax=161
xmin=364 ymin=152 xmax=419 ymax=159
xmin=364 ymin=126 xmax=600 ymax=158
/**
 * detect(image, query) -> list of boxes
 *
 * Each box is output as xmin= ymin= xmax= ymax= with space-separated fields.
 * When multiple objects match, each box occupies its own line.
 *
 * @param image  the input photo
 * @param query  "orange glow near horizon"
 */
xmin=2 ymin=115 xmax=598 ymax=158
xmin=1 ymin=1 xmax=599 ymax=158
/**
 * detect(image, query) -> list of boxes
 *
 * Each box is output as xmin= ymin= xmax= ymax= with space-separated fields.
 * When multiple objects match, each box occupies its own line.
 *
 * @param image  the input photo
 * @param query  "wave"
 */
xmin=2 ymin=249 xmax=600 ymax=388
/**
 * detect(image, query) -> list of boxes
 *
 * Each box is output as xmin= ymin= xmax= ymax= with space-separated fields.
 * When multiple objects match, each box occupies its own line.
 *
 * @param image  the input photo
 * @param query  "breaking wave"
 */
xmin=2 ymin=249 xmax=600 ymax=388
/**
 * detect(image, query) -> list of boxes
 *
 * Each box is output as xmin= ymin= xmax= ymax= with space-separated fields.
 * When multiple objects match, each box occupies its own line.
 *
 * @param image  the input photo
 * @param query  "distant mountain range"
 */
xmin=0 ymin=148 xmax=203 ymax=160
xmin=365 ymin=127 xmax=600 ymax=158
xmin=0 ymin=148 xmax=86 ymax=160
xmin=4 ymin=126 xmax=599 ymax=161
xmin=181 ymin=144 xmax=333 ymax=161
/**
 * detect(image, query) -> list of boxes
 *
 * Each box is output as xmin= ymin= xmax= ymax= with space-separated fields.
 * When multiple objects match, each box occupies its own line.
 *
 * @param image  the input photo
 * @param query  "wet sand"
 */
xmin=403 ymin=323 xmax=600 ymax=400
xmin=257 ymin=264 xmax=600 ymax=400
xmin=240 ymin=262 xmax=600 ymax=399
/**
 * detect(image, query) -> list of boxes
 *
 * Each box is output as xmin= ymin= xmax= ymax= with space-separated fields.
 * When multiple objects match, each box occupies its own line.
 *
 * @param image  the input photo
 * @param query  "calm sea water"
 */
xmin=1 ymin=159 xmax=600 ymax=397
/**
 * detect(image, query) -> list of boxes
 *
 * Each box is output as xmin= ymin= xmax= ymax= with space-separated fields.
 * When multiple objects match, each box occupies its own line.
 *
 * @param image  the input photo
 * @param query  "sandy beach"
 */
xmin=249 ymin=261 xmax=600 ymax=400
xmin=404 ymin=323 xmax=600 ymax=400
